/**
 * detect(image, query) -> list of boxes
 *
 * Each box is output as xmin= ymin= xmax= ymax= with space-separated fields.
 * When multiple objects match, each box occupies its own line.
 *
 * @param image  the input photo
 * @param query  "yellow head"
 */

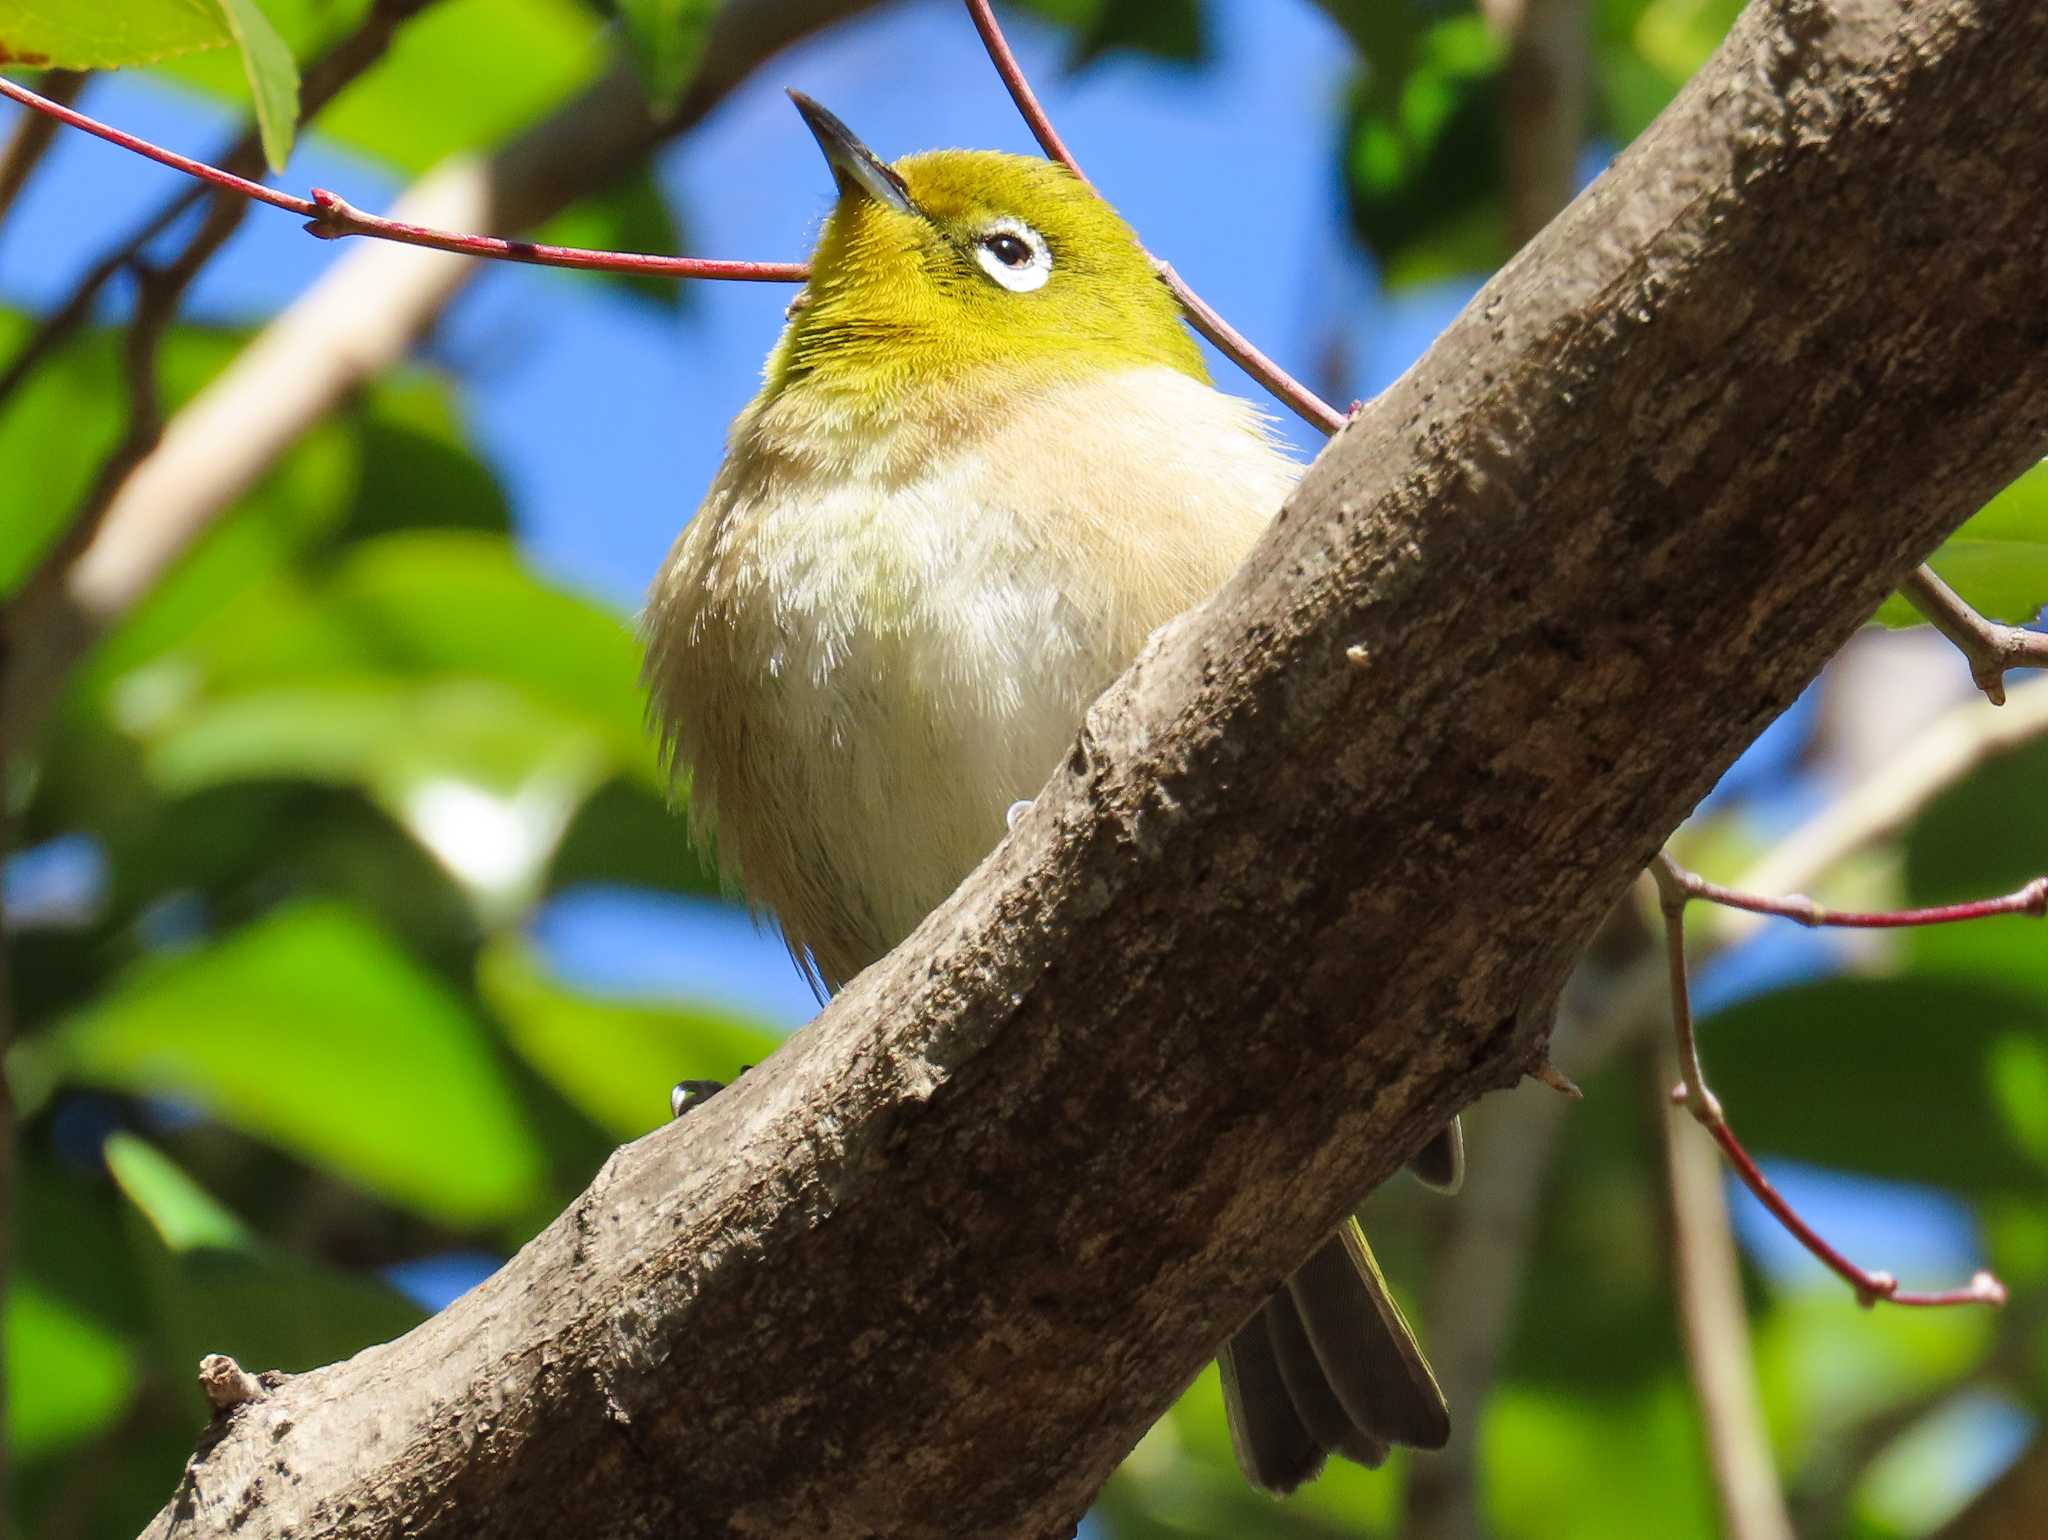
xmin=769 ymin=94 xmax=1207 ymax=407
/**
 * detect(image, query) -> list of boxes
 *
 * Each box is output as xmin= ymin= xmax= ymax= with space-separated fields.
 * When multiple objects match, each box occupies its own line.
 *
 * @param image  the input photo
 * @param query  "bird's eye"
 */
xmin=973 ymin=221 xmax=1052 ymax=293
xmin=983 ymin=232 xmax=1031 ymax=267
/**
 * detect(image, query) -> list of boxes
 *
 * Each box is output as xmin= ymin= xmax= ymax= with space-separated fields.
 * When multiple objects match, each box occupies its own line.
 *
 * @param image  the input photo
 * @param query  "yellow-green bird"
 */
xmin=643 ymin=92 xmax=1456 ymax=1495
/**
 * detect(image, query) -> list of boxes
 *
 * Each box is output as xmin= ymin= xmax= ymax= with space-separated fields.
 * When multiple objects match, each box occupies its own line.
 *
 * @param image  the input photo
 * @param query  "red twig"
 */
xmin=960 ymin=0 xmax=1348 ymax=436
xmin=1673 ymin=867 xmax=2048 ymax=930
xmin=0 ymin=73 xmax=808 ymax=284
xmin=1694 ymin=1113 xmax=2006 ymax=1309
xmin=1651 ymin=853 xmax=2011 ymax=1311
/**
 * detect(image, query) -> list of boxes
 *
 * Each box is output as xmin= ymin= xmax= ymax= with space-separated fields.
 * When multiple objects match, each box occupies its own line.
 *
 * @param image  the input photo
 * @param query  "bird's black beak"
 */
xmin=787 ymin=91 xmax=919 ymax=217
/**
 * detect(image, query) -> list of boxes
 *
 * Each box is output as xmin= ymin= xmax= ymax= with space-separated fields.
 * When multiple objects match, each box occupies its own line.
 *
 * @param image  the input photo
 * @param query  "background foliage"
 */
xmin=2 ymin=1 xmax=2045 ymax=1536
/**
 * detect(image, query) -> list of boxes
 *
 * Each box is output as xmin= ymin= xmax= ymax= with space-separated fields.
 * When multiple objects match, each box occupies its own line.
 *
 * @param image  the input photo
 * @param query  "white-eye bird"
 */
xmin=643 ymin=92 xmax=1455 ymax=1495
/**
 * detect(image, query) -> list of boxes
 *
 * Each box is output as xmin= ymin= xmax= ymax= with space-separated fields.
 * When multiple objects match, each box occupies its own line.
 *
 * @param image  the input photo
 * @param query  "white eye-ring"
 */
xmin=974 ymin=218 xmax=1052 ymax=293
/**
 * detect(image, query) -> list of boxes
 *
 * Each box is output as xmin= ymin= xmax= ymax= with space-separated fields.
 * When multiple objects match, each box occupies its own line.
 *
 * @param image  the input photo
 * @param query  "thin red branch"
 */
xmin=1695 ymin=1113 xmax=2007 ymax=1309
xmin=1675 ymin=868 xmax=2048 ymax=929
xmin=960 ymin=0 xmax=1348 ymax=436
xmin=0 ymin=73 xmax=808 ymax=284
xmin=963 ymin=0 xmax=1086 ymax=178
xmin=1902 ymin=563 xmax=2048 ymax=706
xmin=1653 ymin=852 xmax=2012 ymax=1311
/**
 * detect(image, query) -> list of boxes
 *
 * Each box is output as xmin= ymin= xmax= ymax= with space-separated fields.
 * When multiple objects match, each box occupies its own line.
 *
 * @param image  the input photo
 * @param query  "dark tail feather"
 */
xmin=1408 ymin=1117 xmax=1466 ymax=1194
xmin=1218 ymin=1308 xmax=1325 ymax=1495
xmin=1218 ymin=1216 xmax=1448 ymax=1494
xmin=1262 ymin=1291 xmax=1391 ymax=1470
xmin=1288 ymin=1219 xmax=1450 ymax=1450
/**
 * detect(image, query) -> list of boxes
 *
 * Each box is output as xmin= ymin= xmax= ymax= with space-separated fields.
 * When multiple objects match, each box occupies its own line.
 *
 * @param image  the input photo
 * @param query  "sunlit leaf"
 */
xmin=1755 ymin=1284 xmax=1995 ymax=1471
xmin=0 ymin=0 xmax=231 ymax=70
xmin=7 ymin=1280 xmax=134 ymax=1461
xmin=216 ymin=0 xmax=299 ymax=168
xmin=143 ymin=675 xmax=612 ymax=917
xmin=20 ymin=901 xmax=547 ymax=1226
xmin=1340 ymin=14 xmax=1507 ymax=285
xmin=105 ymin=1131 xmax=256 ymax=1251
xmin=107 ymin=1136 xmax=426 ymax=1377
xmin=1873 ymin=463 xmax=2048 ymax=629
xmin=166 ymin=0 xmax=608 ymax=173
xmin=1483 ymin=1379 xmax=1717 ymax=1540
xmin=0 ymin=0 xmax=299 ymax=163
xmin=480 ymin=933 xmax=778 ymax=1140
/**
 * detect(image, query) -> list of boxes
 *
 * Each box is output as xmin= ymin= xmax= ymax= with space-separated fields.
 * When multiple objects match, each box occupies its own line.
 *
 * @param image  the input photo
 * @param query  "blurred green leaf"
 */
xmin=612 ymin=0 xmax=713 ymax=112
xmin=105 ymin=1131 xmax=256 ymax=1250
xmin=7 ymin=1280 xmax=135 ymax=1462
xmin=167 ymin=0 xmax=608 ymax=173
xmin=1755 ymin=1286 xmax=1993 ymax=1473
xmin=106 ymin=1135 xmax=428 ymax=1377
xmin=1591 ymin=0 xmax=1743 ymax=141
xmin=1873 ymin=463 xmax=2048 ymax=628
xmin=1340 ymin=13 xmax=1507 ymax=285
xmin=1901 ymin=733 xmax=2048 ymax=908
xmin=0 ymin=0 xmax=232 ymax=69
xmin=548 ymin=778 xmax=721 ymax=899
xmin=1483 ymin=1379 xmax=1717 ymax=1540
xmin=144 ymin=675 xmax=612 ymax=917
xmin=481 ymin=933 xmax=779 ymax=1140
xmin=1701 ymin=975 xmax=2045 ymax=1193
xmin=216 ymin=0 xmax=300 ymax=167
xmin=0 ymin=0 xmax=299 ymax=163
xmin=20 ymin=901 xmax=547 ymax=1225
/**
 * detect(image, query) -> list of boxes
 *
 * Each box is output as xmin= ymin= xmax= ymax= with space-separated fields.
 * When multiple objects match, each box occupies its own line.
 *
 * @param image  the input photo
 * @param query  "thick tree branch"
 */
xmin=140 ymin=1 xmax=2048 ymax=1536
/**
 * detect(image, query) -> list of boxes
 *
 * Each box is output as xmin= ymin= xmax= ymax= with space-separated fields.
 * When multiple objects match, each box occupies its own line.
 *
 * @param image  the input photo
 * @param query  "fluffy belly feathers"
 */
xmin=643 ymin=366 xmax=1297 ymax=989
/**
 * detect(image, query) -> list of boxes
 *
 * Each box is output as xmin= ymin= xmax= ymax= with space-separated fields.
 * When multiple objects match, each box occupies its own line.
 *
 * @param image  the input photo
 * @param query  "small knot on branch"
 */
xmin=1853 ymin=1272 xmax=1899 ymax=1309
xmin=198 ymin=1353 xmax=267 ymax=1411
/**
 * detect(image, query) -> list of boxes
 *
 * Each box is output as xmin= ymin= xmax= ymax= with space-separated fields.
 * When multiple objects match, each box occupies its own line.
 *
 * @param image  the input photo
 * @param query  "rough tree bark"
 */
xmin=140 ymin=1 xmax=2047 ymax=1536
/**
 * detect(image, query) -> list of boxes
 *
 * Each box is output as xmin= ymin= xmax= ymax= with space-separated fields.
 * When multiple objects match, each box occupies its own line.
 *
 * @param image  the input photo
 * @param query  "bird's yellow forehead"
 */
xmin=890 ymin=149 xmax=1143 ymax=252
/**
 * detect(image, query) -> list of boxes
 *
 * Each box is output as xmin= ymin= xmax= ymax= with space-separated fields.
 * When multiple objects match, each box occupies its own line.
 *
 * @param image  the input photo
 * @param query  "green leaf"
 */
xmin=481 ymin=933 xmax=779 ymax=1140
xmin=216 ymin=0 xmax=299 ymax=169
xmin=143 ymin=675 xmax=613 ymax=918
xmin=1755 ymin=1287 xmax=1993 ymax=1471
xmin=613 ymin=0 xmax=713 ymax=113
xmin=1482 ymin=1379 xmax=1718 ymax=1540
xmin=1901 ymin=734 xmax=2048 ymax=908
xmin=105 ymin=1131 xmax=256 ymax=1250
xmin=166 ymin=0 xmax=608 ymax=174
xmin=1700 ymin=975 xmax=2046 ymax=1194
xmin=105 ymin=1136 xmax=427 ymax=1378
xmin=1873 ymin=462 xmax=2048 ymax=628
xmin=1340 ymin=14 xmax=1509 ymax=285
xmin=7 ymin=1281 xmax=135 ymax=1461
xmin=0 ymin=0 xmax=299 ymax=163
xmin=18 ymin=901 xmax=548 ymax=1226
xmin=0 ymin=0 xmax=230 ymax=70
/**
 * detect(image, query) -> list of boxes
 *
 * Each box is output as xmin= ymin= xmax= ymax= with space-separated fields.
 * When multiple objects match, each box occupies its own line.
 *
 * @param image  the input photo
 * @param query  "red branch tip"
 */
xmin=1673 ymin=1098 xmax=2009 ymax=1309
xmin=0 ymin=72 xmax=807 ymax=283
